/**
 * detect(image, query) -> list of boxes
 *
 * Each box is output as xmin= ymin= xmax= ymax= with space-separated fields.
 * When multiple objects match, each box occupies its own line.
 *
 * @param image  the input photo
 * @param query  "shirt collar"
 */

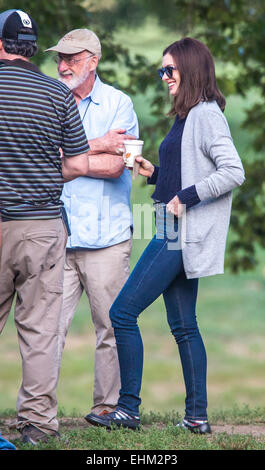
xmin=0 ymin=58 xmax=42 ymax=75
xmin=81 ymin=74 xmax=102 ymax=105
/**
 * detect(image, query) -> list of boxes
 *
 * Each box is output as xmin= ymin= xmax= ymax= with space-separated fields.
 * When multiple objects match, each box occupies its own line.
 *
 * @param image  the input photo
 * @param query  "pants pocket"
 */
xmin=41 ymin=281 xmax=64 ymax=333
xmin=23 ymin=231 xmax=63 ymax=275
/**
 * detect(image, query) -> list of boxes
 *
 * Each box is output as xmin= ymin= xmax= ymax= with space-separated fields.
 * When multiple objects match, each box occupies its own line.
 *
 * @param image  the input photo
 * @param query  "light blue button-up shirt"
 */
xmin=61 ymin=75 xmax=139 ymax=249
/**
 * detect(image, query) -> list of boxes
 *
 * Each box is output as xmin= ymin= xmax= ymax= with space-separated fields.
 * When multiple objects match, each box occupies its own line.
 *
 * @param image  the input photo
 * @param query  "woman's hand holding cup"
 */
xmin=134 ymin=156 xmax=155 ymax=178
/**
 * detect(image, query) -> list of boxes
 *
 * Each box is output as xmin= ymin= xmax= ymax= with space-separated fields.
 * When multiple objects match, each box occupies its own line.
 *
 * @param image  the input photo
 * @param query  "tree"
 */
xmin=0 ymin=0 xmax=89 ymax=62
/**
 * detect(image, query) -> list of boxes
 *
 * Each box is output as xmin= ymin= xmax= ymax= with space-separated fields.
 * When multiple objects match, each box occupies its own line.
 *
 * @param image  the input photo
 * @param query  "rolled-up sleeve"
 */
xmin=110 ymin=94 xmax=139 ymax=138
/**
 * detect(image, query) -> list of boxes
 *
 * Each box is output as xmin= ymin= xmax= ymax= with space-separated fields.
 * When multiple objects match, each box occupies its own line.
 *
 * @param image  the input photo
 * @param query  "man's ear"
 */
xmin=89 ymin=55 xmax=99 ymax=72
xmin=0 ymin=39 xmax=3 ymax=51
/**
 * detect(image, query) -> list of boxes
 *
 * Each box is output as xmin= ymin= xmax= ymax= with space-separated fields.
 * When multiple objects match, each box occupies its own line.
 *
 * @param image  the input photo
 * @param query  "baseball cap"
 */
xmin=0 ymin=9 xmax=37 ymax=41
xmin=45 ymin=29 xmax=101 ymax=58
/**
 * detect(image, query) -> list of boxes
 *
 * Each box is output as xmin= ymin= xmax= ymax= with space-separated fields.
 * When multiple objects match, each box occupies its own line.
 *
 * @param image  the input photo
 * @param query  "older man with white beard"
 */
xmin=45 ymin=29 xmax=139 ymax=420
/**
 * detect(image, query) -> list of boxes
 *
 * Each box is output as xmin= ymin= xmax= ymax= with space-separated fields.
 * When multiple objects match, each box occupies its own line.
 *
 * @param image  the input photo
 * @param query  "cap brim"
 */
xmin=44 ymin=44 xmax=87 ymax=54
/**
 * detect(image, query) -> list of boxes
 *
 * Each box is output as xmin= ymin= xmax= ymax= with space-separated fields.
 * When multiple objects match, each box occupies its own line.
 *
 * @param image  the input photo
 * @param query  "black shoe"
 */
xmin=84 ymin=409 xmax=140 ymax=430
xmin=20 ymin=423 xmax=60 ymax=445
xmin=177 ymin=418 xmax=212 ymax=434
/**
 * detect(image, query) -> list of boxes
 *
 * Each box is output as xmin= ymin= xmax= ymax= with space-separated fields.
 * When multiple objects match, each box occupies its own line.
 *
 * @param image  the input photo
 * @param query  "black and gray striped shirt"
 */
xmin=0 ymin=58 xmax=89 ymax=220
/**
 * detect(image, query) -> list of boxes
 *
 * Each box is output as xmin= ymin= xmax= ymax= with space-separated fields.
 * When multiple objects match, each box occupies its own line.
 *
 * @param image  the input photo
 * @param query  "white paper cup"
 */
xmin=124 ymin=140 xmax=144 ymax=168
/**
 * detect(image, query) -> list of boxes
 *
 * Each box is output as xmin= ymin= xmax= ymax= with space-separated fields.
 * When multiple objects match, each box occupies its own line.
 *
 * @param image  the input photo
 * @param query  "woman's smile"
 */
xmin=161 ymin=53 xmax=181 ymax=95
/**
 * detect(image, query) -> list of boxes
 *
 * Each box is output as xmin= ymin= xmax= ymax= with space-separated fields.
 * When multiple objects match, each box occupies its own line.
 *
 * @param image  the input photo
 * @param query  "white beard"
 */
xmin=58 ymin=65 xmax=90 ymax=91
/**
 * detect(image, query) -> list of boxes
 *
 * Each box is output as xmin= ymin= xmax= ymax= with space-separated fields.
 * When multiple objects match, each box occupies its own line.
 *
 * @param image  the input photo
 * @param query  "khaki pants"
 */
xmin=0 ymin=218 xmax=67 ymax=434
xmin=59 ymin=238 xmax=132 ymax=414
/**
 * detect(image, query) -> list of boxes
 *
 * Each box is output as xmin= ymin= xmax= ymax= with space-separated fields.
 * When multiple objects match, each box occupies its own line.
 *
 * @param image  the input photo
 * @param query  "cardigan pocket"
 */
xmin=182 ymin=238 xmax=209 ymax=277
xmin=184 ymin=199 xmax=217 ymax=244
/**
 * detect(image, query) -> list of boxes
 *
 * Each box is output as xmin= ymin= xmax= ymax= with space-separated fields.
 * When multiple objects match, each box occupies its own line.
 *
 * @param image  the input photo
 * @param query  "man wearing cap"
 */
xmin=0 ymin=10 xmax=124 ymax=445
xmin=45 ymin=29 xmax=139 ymax=419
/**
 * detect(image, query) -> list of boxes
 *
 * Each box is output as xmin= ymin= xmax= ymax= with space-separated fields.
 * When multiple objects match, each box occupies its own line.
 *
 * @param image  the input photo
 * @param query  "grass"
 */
xmin=1 ymin=406 xmax=265 ymax=451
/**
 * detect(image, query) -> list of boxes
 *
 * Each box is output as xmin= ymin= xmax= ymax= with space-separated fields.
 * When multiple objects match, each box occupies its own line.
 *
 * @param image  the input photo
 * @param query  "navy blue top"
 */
xmin=148 ymin=115 xmax=200 ymax=209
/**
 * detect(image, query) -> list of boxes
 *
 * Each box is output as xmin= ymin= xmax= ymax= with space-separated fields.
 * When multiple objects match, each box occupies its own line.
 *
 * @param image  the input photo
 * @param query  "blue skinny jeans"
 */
xmin=110 ymin=206 xmax=208 ymax=420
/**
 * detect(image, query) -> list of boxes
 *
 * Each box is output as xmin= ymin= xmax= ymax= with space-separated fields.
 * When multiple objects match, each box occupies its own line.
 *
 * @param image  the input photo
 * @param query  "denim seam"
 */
xmin=176 ymin=289 xmax=197 ymax=420
xmin=125 ymin=239 xmax=169 ymax=307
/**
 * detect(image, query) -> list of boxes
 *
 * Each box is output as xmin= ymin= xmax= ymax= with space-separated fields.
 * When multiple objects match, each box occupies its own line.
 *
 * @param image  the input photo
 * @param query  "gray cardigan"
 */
xmin=180 ymin=101 xmax=245 ymax=279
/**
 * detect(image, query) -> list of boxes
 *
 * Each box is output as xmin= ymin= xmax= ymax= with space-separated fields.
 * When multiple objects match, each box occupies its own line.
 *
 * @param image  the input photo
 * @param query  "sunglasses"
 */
xmin=157 ymin=65 xmax=177 ymax=79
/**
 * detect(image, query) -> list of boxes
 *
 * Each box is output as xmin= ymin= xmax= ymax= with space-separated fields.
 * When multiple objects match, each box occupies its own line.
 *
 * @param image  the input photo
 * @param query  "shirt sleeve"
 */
xmin=61 ymin=91 xmax=90 ymax=157
xmin=110 ymin=93 xmax=139 ymax=138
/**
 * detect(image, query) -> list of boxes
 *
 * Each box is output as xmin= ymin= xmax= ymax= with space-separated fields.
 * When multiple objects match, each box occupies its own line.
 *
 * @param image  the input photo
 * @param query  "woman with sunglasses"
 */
xmin=85 ymin=38 xmax=245 ymax=433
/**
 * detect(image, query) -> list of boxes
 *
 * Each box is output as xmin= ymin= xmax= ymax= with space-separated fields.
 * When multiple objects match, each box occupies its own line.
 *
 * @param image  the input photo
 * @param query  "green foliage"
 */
xmin=230 ymin=158 xmax=265 ymax=272
xmin=0 ymin=0 xmax=89 ymax=63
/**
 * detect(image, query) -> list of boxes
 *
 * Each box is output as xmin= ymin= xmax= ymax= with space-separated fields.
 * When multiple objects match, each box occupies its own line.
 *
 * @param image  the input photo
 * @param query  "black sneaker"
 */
xmin=177 ymin=418 xmax=212 ymax=434
xmin=84 ymin=409 xmax=140 ymax=430
xmin=20 ymin=423 xmax=60 ymax=445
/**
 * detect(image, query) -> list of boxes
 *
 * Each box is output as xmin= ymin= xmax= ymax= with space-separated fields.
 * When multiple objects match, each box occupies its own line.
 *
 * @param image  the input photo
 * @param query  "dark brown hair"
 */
xmin=3 ymin=28 xmax=37 ymax=58
xmin=163 ymin=37 xmax=226 ymax=118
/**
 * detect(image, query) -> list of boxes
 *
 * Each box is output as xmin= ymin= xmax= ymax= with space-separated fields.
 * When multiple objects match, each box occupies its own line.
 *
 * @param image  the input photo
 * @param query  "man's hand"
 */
xmin=134 ymin=156 xmax=155 ymax=178
xmin=88 ymin=129 xmax=136 ymax=155
xmin=166 ymin=195 xmax=184 ymax=217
